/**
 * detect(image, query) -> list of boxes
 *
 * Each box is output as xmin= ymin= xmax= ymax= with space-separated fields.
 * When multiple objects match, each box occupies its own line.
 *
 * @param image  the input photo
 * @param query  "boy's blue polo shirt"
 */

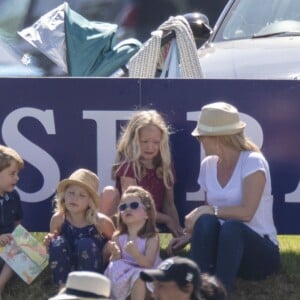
xmin=0 ymin=190 xmax=23 ymax=234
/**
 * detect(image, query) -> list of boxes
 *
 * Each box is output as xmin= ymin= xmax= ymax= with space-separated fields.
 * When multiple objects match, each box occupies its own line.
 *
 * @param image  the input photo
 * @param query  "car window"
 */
xmin=214 ymin=0 xmax=300 ymax=41
xmin=1 ymin=0 xmax=227 ymax=77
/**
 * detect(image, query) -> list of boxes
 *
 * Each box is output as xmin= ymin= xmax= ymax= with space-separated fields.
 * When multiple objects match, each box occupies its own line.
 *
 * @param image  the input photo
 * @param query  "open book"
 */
xmin=0 ymin=225 xmax=49 ymax=284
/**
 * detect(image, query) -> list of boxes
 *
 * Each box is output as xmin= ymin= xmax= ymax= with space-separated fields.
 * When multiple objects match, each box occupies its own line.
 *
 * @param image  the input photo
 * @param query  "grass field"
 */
xmin=3 ymin=234 xmax=300 ymax=300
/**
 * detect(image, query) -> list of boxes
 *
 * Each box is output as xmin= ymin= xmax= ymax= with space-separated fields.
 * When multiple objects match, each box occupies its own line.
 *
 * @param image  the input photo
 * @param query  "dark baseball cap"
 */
xmin=140 ymin=256 xmax=201 ymax=287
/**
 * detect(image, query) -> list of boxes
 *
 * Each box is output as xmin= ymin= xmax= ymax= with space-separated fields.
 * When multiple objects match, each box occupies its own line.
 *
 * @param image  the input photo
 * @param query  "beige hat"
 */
xmin=57 ymin=169 xmax=99 ymax=205
xmin=191 ymin=102 xmax=246 ymax=136
xmin=49 ymin=271 xmax=111 ymax=300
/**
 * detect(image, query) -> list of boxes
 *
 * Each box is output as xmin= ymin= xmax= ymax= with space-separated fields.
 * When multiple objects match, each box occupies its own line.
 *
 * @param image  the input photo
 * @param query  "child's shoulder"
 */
xmin=95 ymin=212 xmax=115 ymax=229
xmin=51 ymin=212 xmax=65 ymax=224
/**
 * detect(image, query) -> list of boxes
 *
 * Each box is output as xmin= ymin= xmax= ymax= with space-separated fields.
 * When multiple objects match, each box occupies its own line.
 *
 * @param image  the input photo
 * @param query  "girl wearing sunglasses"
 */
xmin=101 ymin=109 xmax=183 ymax=237
xmin=104 ymin=186 xmax=161 ymax=300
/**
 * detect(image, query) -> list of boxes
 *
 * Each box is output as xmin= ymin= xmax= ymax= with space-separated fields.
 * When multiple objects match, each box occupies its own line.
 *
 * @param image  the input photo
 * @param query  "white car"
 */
xmin=198 ymin=0 xmax=300 ymax=79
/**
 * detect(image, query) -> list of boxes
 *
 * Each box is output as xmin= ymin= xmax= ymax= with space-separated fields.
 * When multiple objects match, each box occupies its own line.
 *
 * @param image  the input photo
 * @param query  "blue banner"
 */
xmin=1 ymin=78 xmax=299 ymax=233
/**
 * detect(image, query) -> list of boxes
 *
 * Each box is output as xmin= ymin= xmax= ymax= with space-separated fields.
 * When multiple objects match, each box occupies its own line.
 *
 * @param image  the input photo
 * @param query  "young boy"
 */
xmin=0 ymin=145 xmax=24 ymax=299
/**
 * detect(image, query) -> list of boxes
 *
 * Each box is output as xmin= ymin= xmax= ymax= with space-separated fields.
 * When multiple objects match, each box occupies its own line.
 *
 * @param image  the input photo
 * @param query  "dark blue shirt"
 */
xmin=0 ymin=190 xmax=23 ymax=234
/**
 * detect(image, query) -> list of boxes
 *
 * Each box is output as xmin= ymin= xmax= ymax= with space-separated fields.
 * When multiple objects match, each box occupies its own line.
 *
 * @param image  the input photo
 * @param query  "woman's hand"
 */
xmin=185 ymin=205 xmax=213 ymax=233
xmin=0 ymin=234 xmax=12 ymax=247
xmin=166 ymin=233 xmax=191 ymax=256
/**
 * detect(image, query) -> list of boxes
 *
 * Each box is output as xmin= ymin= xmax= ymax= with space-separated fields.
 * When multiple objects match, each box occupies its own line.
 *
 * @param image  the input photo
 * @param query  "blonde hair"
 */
xmin=0 ymin=145 xmax=24 ymax=172
xmin=113 ymin=110 xmax=174 ymax=188
xmin=53 ymin=184 xmax=98 ymax=224
xmin=217 ymin=132 xmax=260 ymax=152
xmin=115 ymin=186 xmax=158 ymax=238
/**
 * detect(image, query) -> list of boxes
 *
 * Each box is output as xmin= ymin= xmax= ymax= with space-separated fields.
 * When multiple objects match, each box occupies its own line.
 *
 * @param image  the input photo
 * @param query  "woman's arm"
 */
xmin=126 ymin=235 xmax=160 ymax=268
xmin=215 ymin=170 xmax=266 ymax=221
xmin=185 ymin=170 xmax=266 ymax=232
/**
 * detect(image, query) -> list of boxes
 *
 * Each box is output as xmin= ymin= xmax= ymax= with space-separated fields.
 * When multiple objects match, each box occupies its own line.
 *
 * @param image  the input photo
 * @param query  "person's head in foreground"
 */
xmin=49 ymin=271 xmax=111 ymax=300
xmin=140 ymin=256 xmax=227 ymax=300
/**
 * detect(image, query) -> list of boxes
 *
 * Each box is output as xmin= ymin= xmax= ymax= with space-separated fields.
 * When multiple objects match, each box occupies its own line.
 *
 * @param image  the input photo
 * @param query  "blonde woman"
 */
xmin=168 ymin=102 xmax=280 ymax=293
xmin=102 ymin=110 xmax=183 ymax=237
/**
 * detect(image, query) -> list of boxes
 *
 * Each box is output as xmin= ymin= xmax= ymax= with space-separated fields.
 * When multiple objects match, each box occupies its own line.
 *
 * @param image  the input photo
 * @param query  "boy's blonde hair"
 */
xmin=0 ymin=145 xmax=24 ymax=172
xmin=113 ymin=110 xmax=174 ymax=189
xmin=115 ymin=186 xmax=158 ymax=238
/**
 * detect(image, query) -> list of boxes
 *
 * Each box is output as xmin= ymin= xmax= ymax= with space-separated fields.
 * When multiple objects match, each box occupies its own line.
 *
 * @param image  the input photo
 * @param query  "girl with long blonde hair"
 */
xmin=102 ymin=110 xmax=183 ymax=237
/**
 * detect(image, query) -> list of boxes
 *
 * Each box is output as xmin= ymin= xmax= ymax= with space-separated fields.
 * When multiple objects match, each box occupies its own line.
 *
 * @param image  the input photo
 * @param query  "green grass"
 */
xmin=3 ymin=234 xmax=300 ymax=300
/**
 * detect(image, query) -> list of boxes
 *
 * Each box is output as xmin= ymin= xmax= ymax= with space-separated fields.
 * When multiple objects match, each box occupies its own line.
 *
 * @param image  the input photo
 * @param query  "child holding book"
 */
xmin=47 ymin=168 xmax=115 ymax=287
xmin=104 ymin=185 xmax=161 ymax=300
xmin=0 ymin=145 xmax=24 ymax=299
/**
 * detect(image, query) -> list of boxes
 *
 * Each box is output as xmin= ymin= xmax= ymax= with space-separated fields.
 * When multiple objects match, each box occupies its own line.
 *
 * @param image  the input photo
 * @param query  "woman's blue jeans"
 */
xmin=190 ymin=214 xmax=280 ymax=292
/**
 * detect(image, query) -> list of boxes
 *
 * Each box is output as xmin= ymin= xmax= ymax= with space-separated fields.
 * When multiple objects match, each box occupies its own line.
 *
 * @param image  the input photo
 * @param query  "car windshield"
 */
xmin=214 ymin=0 xmax=300 ymax=41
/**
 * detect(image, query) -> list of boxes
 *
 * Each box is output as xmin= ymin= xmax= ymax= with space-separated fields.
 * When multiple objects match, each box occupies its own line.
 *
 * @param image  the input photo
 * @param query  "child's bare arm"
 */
xmin=126 ymin=235 xmax=160 ymax=268
xmin=161 ymin=188 xmax=183 ymax=236
xmin=120 ymin=176 xmax=137 ymax=193
xmin=49 ymin=212 xmax=64 ymax=234
xmin=96 ymin=212 xmax=115 ymax=239
xmin=44 ymin=213 xmax=64 ymax=248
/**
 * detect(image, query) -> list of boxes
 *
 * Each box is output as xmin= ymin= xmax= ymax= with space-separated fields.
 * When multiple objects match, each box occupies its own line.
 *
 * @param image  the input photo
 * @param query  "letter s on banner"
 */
xmin=2 ymin=108 xmax=60 ymax=203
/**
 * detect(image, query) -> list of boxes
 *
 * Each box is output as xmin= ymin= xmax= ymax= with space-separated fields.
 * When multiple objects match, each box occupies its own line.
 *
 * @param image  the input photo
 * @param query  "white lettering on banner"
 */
xmin=83 ymin=111 xmax=134 ymax=190
xmin=186 ymin=111 xmax=265 ymax=202
xmin=1 ymin=108 xmax=298 ymax=204
xmin=1 ymin=108 xmax=60 ymax=203
xmin=285 ymin=186 xmax=300 ymax=202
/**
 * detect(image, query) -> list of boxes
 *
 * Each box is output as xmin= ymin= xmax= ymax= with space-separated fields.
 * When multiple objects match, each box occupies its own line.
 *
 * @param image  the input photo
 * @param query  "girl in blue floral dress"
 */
xmin=47 ymin=169 xmax=115 ymax=287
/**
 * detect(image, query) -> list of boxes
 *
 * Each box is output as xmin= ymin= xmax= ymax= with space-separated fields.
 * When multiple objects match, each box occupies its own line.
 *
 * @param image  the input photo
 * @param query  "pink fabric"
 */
xmin=104 ymin=234 xmax=161 ymax=300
